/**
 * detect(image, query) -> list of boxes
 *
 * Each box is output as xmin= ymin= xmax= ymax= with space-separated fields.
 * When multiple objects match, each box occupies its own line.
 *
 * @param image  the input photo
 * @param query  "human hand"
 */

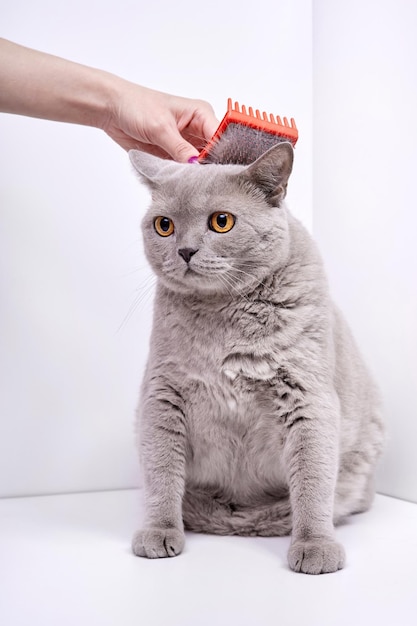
xmin=102 ymin=81 xmax=219 ymax=162
xmin=0 ymin=39 xmax=219 ymax=163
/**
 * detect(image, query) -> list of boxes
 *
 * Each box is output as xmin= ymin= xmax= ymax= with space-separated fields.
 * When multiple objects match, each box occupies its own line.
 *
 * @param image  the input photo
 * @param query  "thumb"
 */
xmin=156 ymin=124 xmax=199 ymax=163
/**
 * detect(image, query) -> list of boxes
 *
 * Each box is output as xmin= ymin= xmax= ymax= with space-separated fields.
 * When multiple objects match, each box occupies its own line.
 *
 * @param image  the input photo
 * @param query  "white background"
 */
xmin=0 ymin=1 xmax=415 ymax=503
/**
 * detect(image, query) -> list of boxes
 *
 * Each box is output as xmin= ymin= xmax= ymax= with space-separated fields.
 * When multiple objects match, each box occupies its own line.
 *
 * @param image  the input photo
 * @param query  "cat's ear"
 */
xmin=129 ymin=149 xmax=169 ymax=188
xmin=241 ymin=142 xmax=294 ymax=206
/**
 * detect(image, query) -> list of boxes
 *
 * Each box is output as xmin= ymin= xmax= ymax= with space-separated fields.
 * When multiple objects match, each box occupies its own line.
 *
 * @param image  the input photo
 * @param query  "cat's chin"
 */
xmin=158 ymin=271 xmax=243 ymax=298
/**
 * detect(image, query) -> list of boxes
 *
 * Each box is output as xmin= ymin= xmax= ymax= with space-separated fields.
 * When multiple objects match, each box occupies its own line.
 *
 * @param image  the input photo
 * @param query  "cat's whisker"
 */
xmin=218 ymin=273 xmax=249 ymax=302
xmin=116 ymin=274 xmax=156 ymax=334
xmin=120 ymin=285 xmax=154 ymax=327
xmin=223 ymin=258 xmax=259 ymax=271
xmin=228 ymin=266 xmax=268 ymax=291
xmin=216 ymin=274 xmax=234 ymax=299
xmin=183 ymin=130 xmax=209 ymax=146
xmin=218 ymin=271 xmax=251 ymax=302
xmin=119 ymin=265 xmax=150 ymax=278
xmin=230 ymin=260 xmax=258 ymax=269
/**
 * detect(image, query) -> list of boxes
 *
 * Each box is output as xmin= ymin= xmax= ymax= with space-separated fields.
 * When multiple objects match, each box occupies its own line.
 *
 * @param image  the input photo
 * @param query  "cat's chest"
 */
xmin=165 ymin=298 xmax=289 ymax=415
xmin=166 ymin=298 xmax=286 ymax=371
xmin=182 ymin=369 xmax=287 ymax=498
xmin=156 ymin=298 xmax=294 ymax=497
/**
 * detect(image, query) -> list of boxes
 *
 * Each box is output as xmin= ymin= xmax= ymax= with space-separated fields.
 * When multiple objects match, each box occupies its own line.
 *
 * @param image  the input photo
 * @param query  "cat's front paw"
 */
xmin=132 ymin=527 xmax=185 ymax=559
xmin=288 ymin=538 xmax=345 ymax=575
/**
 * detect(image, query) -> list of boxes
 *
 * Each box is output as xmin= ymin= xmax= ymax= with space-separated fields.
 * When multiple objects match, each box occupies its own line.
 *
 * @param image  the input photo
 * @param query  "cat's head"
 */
xmin=130 ymin=143 xmax=293 ymax=296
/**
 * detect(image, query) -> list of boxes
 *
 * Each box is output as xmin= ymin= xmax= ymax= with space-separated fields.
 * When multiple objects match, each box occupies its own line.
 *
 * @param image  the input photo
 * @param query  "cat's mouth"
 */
xmin=184 ymin=266 xmax=221 ymax=282
xmin=183 ymin=267 xmax=214 ymax=284
xmin=181 ymin=265 xmax=222 ymax=288
xmin=162 ymin=261 xmax=239 ymax=294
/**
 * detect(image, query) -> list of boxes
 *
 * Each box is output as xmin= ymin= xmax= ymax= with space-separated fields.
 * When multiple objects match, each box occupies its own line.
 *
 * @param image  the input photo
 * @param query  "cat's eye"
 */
xmin=209 ymin=212 xmax=235 ymax=233
xmin=154 ymin=216 xmax=174 ymax=237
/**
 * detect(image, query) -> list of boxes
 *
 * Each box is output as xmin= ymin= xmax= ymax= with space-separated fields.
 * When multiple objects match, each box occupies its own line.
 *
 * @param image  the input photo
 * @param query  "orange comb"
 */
xmin=198 ymin=98 xmax=298 ymax=165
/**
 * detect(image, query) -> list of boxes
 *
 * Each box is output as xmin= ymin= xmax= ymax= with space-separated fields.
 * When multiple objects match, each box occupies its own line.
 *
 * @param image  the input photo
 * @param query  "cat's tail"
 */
xmin=182 ymin=489 xmax=292 ymax=537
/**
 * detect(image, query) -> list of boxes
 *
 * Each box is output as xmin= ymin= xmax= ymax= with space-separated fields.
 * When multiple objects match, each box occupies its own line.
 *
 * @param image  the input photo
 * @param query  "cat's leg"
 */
xmin=283 ymin=393 xmax=346 ymax=574
xmin=132 ymin=383 xmax=187 ymax=559
xmin=334 ymin=410 xmax=385 ymax=521
xmin=335 ymin=452 xmax=378 ymax=520
xmin=183 ymin=489 xmax=292 ymax=536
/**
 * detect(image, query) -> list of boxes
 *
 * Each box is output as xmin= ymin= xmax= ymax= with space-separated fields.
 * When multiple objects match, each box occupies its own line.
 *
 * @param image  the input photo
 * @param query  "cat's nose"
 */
xmin=178 ymin=248 xmax=198 ymax=263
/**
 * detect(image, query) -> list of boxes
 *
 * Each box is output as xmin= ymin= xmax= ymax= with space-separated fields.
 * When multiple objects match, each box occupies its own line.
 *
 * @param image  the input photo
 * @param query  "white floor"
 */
xmin=0 ymin=490 xmax=416 ymax=626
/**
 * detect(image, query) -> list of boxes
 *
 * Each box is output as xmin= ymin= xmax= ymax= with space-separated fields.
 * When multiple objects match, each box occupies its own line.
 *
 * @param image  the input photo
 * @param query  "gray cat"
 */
xmin=129 ymin=143 xmax=384 ymax=574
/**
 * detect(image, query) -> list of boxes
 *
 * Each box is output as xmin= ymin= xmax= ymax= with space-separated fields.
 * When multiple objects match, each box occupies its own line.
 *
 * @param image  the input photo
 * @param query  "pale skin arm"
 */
xmin=0 ymin=38 xmax=218 ymax=162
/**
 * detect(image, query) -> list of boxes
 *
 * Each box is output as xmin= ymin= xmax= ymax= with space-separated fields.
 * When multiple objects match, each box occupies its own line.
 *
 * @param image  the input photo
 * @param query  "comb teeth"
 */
xmin=198 ymin=98 xmax=298 ymax=164
xmin=228 ymin=98 xmax=297 ymax=133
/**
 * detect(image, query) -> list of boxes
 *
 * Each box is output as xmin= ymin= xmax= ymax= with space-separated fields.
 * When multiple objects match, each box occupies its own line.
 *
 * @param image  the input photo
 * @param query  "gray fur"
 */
xmin=199 ymin=122 xmax=294 ymax=165
xmin=129 ymin=144 xmax=384 ymax=574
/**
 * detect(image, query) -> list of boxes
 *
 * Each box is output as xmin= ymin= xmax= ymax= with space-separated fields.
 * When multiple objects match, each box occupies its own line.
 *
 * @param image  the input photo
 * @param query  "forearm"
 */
xmin=0 ymin=37 xmax=218 ymax=160
xmin=0 ymin=38 xmax=117 ymax=128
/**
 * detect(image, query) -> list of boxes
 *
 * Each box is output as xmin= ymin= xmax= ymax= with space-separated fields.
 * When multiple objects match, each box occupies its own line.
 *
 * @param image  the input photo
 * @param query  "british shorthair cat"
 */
xmin=129 ymin=143 xmax=384 ymax=574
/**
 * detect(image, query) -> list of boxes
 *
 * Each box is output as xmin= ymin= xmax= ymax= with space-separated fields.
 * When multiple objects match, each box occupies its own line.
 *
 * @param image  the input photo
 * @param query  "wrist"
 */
xmin=84 ymin=68 xmax=121 ymax=130
xmin=52 ymin=63 xmax=134 ymax=132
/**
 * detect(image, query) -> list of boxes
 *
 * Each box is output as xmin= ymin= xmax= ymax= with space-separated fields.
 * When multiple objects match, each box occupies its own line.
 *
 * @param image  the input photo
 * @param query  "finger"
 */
xmin=181 ymin=109 xmax=219 ymax=148
xmin=155 ymin=125 xmax=199 ymax=163
xmin=202 ymin=115 xmax=219 ymax=142
xmin=188 ymin=101 xmax=219 ymax=141
xmin=105 ymin=129 xmax=170 ymax=158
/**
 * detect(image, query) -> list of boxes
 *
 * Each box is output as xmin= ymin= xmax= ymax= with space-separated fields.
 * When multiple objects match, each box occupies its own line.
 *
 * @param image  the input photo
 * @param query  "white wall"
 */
xmin=0 ymin=0 xmax=313 ymax=497
xmin=313 ymin=1 xmax=417 ymax=502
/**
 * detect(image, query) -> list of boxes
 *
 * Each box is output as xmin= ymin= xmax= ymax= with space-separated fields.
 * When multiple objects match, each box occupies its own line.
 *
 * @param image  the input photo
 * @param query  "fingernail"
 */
xmin=188 ymin=156 xmax=199 ymax=164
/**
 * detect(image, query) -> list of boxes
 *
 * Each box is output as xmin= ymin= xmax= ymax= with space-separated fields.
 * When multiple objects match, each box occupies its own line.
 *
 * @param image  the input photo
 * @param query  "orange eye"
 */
xmin=154 ymin=216 xmax=174 ymax=237
xmin=209 ymin=212 xmax=235 ymax=233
